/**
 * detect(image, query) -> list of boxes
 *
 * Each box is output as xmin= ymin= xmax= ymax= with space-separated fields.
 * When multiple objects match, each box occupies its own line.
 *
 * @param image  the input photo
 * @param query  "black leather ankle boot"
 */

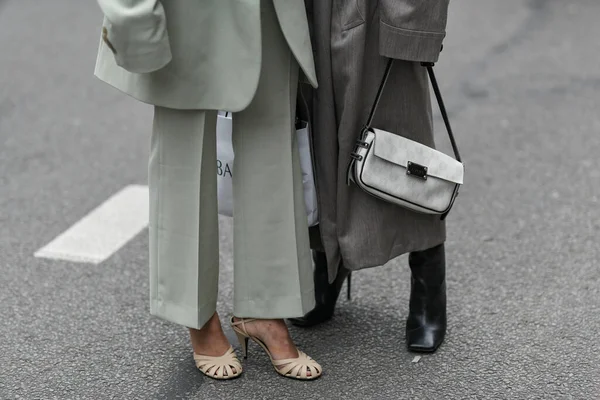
xmin=289 ymin=250 xmax=351 ymax=327
xmin=406 ymin=243 xmax=447 ymax=353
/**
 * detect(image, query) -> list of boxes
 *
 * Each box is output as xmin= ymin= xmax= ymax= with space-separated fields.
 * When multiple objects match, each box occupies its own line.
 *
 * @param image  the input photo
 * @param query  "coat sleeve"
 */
xmin=96 ymin=0 xmax=172 ymax=73
xmin=378 ymin=0 xmax=449 ymax=63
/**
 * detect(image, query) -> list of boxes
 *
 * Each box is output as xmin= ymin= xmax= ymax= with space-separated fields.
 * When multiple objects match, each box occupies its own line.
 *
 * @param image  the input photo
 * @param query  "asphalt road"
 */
xmin=1 ymin=0 xmax=599 ymax=399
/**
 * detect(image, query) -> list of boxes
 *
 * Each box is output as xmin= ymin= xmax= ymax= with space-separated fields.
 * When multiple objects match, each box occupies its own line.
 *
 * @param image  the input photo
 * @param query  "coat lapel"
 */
xmin=272 ymin=0 xmax=318 ymax=88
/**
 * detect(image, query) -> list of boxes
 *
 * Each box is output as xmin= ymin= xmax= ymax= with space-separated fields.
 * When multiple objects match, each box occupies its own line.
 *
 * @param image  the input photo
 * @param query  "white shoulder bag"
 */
xmin=347 ymin=60 xmax=464 ymax=220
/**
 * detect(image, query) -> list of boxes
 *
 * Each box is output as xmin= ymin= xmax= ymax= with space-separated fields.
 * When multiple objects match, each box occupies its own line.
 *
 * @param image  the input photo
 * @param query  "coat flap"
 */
xmin=372 ymin=128 xmax=464 ymax=184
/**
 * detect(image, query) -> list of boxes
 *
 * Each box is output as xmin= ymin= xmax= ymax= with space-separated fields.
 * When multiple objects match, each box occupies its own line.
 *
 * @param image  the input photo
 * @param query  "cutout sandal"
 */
xmin=230 ymin=317 xmax=322 ymax=380
xmin=193 ymin=346 xmax=243 ymax=380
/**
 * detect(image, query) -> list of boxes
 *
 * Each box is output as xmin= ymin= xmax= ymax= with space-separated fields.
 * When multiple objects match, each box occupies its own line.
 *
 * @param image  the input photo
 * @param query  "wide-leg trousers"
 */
xmin=148 ymin=1 xmax=315 ymax=330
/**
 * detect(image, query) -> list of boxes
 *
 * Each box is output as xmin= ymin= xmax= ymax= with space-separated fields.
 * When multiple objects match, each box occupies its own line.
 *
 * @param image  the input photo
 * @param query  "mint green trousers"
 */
xmin=148 ymin=2 xmax=314 ymax=330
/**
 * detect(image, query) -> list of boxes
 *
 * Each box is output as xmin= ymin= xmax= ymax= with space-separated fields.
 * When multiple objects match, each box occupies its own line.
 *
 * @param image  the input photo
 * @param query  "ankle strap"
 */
xmin=230 ymin=317 xmax=256 ymax=334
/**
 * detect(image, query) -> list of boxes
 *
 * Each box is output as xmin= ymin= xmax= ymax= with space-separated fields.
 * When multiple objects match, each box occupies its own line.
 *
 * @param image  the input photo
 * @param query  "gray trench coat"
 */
xmin=301 ymin=0 xmax=451 ymax=280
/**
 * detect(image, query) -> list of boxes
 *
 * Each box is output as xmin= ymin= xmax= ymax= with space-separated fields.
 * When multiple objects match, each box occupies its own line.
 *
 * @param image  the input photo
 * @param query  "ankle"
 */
xmin=233 ymin=318 xmax=290 ymax=336
xmin=190 ymin=314 xmax=223 ymax=342
xmin=204 ymin=312 xmax=224 ymax=329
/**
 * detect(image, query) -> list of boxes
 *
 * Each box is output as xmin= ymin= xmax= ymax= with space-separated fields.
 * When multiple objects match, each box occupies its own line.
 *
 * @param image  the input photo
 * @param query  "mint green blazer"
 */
xmin=94 ymin=0 xmax=318 ymax=110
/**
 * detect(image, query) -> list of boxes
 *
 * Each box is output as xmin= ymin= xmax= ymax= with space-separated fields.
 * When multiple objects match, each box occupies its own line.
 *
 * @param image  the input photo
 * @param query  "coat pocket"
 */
xmin=338 ymin=0 xmax=367 ymax=30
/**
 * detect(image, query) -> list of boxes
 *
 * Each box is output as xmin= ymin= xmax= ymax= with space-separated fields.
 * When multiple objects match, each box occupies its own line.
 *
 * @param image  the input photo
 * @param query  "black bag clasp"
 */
xmin=406 ymin=161 xmax=428 ymax=180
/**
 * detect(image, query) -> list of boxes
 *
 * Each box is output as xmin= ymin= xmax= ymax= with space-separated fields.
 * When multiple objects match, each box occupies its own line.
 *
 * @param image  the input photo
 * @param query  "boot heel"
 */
xmin=234 ymin=331 xmax=249 ymax=359
xmin=347 ymin=272 xmax=352 ymax=300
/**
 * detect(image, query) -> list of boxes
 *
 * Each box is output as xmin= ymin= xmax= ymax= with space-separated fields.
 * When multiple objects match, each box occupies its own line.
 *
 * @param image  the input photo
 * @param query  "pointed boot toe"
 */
xmin=406 ymin=325 xmax=445 ymax=353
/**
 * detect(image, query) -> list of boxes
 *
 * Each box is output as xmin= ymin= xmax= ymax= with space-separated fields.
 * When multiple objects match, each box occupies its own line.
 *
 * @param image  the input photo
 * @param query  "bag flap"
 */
xmin=372 ymin=128 xmax=464 ymax=184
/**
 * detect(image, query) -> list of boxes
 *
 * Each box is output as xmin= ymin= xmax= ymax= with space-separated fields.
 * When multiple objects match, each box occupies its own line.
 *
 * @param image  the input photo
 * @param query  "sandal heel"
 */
xmin=235 ymin=330 xmax=249 ymax=359
xmin=347 ymin=272 xmax=352 ymax=300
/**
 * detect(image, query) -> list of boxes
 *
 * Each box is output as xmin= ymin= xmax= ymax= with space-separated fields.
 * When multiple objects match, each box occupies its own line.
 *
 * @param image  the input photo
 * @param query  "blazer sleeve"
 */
xmin=378 ymin=0 xmax=449 ymax=63
xmin=97 ymin=0 xmax=172 ymax=73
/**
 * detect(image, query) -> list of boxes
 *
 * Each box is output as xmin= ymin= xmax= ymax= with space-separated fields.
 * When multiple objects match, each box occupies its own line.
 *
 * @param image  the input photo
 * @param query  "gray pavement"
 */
xmin=1 ymin=0 xmax=600 ymax=399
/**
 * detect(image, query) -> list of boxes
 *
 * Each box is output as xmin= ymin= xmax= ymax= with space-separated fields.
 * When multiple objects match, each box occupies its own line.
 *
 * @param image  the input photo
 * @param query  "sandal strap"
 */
xmin=230 ymin=317 xmax=257 ymax=335
xmin=193 ymin=346 xmax=236 ymax=361
xmin=272 ymin=350 xmax=322 ymax=379
xmin=193 ymin=347 xmax=242 ymax=379
xmin=271 ymin=350 xmax=314 ymax=366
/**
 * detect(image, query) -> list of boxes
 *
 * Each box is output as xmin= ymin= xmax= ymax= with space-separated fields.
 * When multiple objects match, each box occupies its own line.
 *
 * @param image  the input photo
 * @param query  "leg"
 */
xmin=149 ymin=107 xmax=238 ymax=375
xmin=231 ymin=1 xmax=313 ymax=321
xmin=230 ymin=0 xmax=318 ymax=377
xmin=149 ymin=107 xmax=219 ymax=330
xmin=406 ymin=243 xmax=447 ymax=352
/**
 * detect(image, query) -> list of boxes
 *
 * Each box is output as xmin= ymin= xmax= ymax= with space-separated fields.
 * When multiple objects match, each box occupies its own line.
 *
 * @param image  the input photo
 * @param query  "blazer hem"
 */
xmin=93 ymin=68 xmax=255 ymax=112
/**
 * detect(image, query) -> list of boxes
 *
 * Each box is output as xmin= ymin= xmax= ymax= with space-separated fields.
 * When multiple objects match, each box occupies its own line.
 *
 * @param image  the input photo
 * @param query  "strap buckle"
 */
xmin=350 ymin=152 xmax=364 ymax=161
xmin=355 ymin=140 xmax=369 ymax=149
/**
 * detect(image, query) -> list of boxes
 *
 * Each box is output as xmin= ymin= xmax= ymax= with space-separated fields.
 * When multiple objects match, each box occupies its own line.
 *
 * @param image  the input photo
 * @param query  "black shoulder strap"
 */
xmin=365 ymin=58 xmax=461 ymax=163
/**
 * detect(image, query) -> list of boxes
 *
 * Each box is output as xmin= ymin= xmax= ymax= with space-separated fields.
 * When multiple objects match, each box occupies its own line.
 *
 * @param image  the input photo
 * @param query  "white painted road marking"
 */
xmin=35 ymin=185 xmax=149 ymax=264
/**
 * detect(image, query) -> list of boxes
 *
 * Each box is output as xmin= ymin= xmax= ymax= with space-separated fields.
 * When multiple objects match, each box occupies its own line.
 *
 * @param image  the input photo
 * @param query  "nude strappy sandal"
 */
xmin=230 ymin=317 xmax=322 ymax=380
xmin=193 ymin=346 xmax=243 ymax=380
